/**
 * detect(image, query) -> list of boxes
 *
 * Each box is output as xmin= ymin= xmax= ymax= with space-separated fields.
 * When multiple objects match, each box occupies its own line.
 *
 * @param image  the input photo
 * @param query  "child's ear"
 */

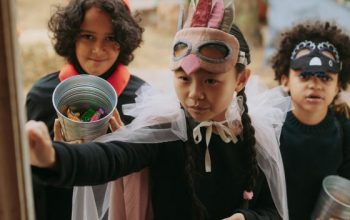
xmin=281 ymin=75 xmax=290 ymax=93
xmin=235 ymin=69 xmax=251 ymax=93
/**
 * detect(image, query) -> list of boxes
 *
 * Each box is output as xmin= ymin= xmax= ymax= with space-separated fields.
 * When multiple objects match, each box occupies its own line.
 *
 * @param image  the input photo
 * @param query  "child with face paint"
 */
xmin=26 ymin=0 xmax=290 ymax=219
xmin=271 ymin=21 xmax=350 ymax=220
xmin=25 ymin=1 xmax=152 ymax=220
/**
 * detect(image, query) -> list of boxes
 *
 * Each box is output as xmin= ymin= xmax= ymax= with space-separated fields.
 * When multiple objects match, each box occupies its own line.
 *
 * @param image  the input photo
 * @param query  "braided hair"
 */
xmin=236 ymin=88 xmax=258 ymax=208
xmin=182 ymin=24 xmax=259 ymax=219
xmin=184 ymin=116 xmax=208 ymax=219
xmin=230 ymin=24 xmax=259 ymax=208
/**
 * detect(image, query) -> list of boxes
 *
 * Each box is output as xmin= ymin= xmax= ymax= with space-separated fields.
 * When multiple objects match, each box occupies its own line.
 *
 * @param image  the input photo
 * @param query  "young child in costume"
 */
xmin=271 ymin=21 xmax=350 ymax=220
xmin=25 ymin=0 xmax=152 ymax=219
xmin=27 ymin=0 xmax=291 ymax=219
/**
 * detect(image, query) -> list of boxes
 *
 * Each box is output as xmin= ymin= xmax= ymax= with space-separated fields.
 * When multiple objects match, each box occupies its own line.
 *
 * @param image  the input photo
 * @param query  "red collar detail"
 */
xmin=58 ymin=64 xmax=131 ymax=96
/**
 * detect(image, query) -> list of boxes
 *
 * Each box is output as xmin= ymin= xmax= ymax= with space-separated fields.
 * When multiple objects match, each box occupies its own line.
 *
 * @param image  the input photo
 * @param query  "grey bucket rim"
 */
xmin=323 ymin=175 xmax=350 ymax=208
xmin=52 ymin=75 xmax=117 ymax=124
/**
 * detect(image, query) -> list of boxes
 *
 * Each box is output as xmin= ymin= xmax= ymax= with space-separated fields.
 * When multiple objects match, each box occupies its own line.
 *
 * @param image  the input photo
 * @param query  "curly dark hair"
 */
xmin=48 ymin=0 xmax=144 ymax=65
xmin=271 ymin=21 xmax=350 ymax=90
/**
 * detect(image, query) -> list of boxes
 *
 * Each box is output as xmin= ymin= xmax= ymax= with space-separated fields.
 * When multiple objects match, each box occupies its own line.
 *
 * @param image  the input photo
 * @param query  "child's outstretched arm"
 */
xmin=26 ymin=119 xmax=160 ymax=187
xmin=26 ymin=120 xmax=56 ymax=168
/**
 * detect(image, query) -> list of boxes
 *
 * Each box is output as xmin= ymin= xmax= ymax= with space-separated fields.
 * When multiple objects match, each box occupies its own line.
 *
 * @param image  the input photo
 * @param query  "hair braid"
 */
xmin=184 ymin=116 xmax=208 ymax=220
xmin=237 ymin=88 xmax=259 ymax=208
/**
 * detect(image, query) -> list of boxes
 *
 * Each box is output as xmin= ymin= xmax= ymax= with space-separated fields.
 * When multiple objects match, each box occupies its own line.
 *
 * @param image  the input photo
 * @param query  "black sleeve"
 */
xmin=25 ymin=72 xmax=59 ymax=138
xmin=33 ymin=140 xmax=160 ymax=187
xmin=339 ymin=119 xmax=350 ymax=179
xmin=238 ymin=172 xmax=281 ymax=220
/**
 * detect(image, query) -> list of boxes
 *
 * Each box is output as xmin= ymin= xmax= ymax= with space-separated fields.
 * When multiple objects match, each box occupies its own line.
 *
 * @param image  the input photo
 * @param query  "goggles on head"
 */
xmin=170 ymin=27 xmax=248 ymax=74
xmin=290 ymin=40 xmax=342 ymax=74
xmin=174 ymin=40 xmax=232 ymax=63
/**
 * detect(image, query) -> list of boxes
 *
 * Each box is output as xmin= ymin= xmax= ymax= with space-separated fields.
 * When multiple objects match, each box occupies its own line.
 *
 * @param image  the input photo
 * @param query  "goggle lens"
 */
xmin=174 ymin=42 xmax=190 ymax=59
xmin=198 ymin=43 xmax=229 ymax=60
xmin=173 ymin=41 xmax=232 ymax=63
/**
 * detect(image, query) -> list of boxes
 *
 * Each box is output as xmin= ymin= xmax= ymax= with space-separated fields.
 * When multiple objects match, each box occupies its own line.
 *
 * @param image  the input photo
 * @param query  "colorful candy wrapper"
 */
xmin=80 ymin=108 xmax=96 ymax=122
xmin=67 ymin=108 xmax=80 ymax=122
xmin=90 ymin=107 xmax=105 ymax=122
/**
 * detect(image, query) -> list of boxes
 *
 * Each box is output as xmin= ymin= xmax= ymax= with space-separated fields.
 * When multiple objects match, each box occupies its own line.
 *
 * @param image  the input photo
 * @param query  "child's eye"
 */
xmin=317 ymin=74 xmax=332 ymax=82
xmin=299 ymin=72 xmax=311 ymax=80
xmin=105 ymin=36 xmax=117 ymax=42
xmin=204 ymin=79 xmax=219 ymax=85
xmin=79 ymin=34 xmax=94 ymax=40
xmin=178 ymin=76 xmax=189 ymax=81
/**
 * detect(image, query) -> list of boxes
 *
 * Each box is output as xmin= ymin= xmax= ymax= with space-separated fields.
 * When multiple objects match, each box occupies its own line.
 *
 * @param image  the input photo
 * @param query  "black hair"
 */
xmin=48 ymin=0 xmax=144 ymax=65
xmin=183 ymin=24 xmax=258 ymax=219
xmin=230 ymin=24 xmax=258 ymax=209
xmin=184 ymin=116 xmax=209 ymax=219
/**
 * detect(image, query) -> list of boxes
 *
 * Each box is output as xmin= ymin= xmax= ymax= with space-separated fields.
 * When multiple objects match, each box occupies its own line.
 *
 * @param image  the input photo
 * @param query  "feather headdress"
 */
xmin=178 ymin=0 xmax=235 ymax=33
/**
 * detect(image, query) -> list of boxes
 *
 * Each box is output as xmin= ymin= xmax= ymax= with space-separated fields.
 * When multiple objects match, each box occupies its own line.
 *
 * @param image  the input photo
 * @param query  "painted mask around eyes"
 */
xmin=290 ymin=40 xmax=342 ymax=75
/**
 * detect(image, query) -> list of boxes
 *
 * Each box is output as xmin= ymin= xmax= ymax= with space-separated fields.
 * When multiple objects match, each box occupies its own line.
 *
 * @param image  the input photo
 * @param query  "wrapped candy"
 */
xmin=67 ymin=108 xmax=80 ymax=122
xmin=80 ymin=108 xmax=96 ymax=122
xmin=90 ymin=107 xmax=105 ymax=121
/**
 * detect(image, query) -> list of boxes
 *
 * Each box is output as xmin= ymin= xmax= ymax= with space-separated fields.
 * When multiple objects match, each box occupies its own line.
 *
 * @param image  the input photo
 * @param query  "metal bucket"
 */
xmin=52 ymin=75 xmax=117 ymax=142
xmin=312 ymin=175 xmax=350 ymax=220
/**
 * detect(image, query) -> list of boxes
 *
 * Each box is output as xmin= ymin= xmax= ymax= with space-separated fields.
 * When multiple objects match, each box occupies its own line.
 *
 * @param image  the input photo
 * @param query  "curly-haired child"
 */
xmin=25 ymin=0 xmax=151 ymax=220
xmin=271 ymin=21 xmax=350 ymax=220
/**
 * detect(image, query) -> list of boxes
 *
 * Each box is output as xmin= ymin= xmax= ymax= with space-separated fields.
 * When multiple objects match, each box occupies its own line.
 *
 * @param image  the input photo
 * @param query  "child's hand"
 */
xmin=222 ymin=213 xmax=245 ymax=220
xmin=109 ymin=109 xmax=124 ymax=132
xmin=53 ymin=119 xmax=82 ymax=144
xmin=26 ymin=120 xmax=56 ymax=168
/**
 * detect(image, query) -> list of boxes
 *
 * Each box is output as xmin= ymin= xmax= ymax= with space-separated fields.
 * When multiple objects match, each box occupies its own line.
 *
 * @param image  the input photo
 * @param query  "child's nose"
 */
xmin=308 ymin=77 xmax=322 ymax=90
xmin=92 ymin=41 xmax=105 ymax=54
xmin=188 ymin=82 xmax=205 ymax=101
